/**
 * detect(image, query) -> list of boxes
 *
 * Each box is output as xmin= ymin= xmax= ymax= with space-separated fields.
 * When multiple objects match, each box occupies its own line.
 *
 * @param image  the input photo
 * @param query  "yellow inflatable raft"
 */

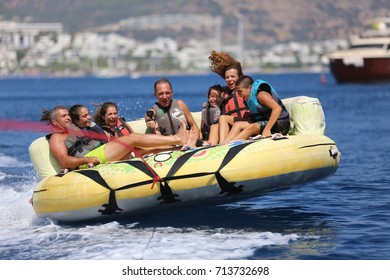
xmin=29 ymin=96 xmax=341 ymax=223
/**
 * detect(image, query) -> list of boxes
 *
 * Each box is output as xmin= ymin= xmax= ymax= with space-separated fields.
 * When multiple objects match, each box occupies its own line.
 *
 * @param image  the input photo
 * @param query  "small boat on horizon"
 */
xmin=326 ymin=17 xmax=390 ymax=84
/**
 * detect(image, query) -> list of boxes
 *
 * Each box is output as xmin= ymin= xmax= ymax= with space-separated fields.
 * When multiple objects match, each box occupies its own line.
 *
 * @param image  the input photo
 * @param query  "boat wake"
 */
xmin=0 ymin=153 xmax=32 ymax=168
xmin=0 ymin=174 xmax=325 ymax=260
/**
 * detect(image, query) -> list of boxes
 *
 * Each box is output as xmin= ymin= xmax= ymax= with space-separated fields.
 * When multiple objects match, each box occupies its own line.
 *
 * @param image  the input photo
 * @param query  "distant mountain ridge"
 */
xmin=1 ymin=0 xmax=390 ymax=47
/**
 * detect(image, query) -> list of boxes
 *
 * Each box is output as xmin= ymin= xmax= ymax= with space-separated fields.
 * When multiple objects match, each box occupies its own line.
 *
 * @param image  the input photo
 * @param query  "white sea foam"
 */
xmin=0 ymin=171 xmax=5 ymax=181
xmin=0 ymin=183 xmax=36 ymax=228
xmin=0 ymin=177 xmax=302 ymax=260
xmin=0 ymin=220 xmax=300 ymax=260
xmin=0 ymin=153 xmax=31 ymax=168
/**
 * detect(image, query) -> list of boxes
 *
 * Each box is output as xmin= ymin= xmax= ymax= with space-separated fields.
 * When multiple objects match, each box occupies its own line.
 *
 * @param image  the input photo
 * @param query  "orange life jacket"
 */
xmin=101 ymin=117 xmax=133 ymax=139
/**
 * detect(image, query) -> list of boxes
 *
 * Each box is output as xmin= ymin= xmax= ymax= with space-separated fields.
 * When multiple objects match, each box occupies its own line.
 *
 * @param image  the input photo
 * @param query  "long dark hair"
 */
xmin=69 ymin=104 xmax=86 ymax=123
xmin=93 ymin=102 xmax=118 ymax=126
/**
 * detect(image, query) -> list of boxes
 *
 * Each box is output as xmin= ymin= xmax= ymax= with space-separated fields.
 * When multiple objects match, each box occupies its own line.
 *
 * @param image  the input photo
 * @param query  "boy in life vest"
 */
xmin=222 ymin=75 xmax=290 ymax=144
xmin=200 ymin=84 xmax=223 ymax=145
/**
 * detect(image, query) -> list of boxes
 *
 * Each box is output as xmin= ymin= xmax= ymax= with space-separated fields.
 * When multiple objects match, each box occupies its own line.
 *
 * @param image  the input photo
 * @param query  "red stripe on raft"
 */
xmin=0 ymin=119 xmax=51 ymax=132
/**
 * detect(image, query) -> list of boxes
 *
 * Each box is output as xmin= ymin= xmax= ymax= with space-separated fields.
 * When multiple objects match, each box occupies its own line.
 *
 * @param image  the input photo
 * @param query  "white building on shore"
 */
xmin=0 ymin=21 xmax=63 ymax=74
xmin=1 ymin=19 xmax=348 ymax=76
xmin=0 ymin=21 xmax=63 ymax=49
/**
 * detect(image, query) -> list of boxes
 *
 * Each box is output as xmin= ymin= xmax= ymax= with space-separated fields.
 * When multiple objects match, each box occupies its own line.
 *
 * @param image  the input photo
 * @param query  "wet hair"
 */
xmin=40 ymin=105 xmax=68 ymax=125
xmin=209 ymin=50 xmax=243 ymax=79
xmin=69 ymin=104 xmax=86 ymax=123
xmin=236 ymin=75 xmax=254 ymax=88
xmin=207 ymin=84 xmax=223 ymax=98
xmin=93 ymin=102 xmax=118 ymax=126
xmin=154 ymin=78 xmax=173 ymax=93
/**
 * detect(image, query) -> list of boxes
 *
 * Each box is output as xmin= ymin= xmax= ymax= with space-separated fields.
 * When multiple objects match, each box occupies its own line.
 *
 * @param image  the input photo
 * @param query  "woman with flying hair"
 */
xmin=208 ymin=50 xmax=250 ymax=144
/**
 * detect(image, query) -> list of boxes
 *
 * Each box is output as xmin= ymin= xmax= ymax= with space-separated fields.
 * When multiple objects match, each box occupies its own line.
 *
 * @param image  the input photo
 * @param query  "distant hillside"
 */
xmin=1 ymin=0 xmax=390 ymax=47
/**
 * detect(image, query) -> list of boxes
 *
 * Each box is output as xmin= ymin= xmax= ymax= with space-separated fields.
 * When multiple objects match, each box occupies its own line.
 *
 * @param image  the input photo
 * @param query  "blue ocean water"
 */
xmin=0 ymin=72 xmax=389 ymax=260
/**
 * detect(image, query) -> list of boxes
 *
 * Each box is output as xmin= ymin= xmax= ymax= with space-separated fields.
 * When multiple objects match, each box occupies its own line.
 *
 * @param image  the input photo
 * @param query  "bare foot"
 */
xmin=175 ymin=121 xmax=188 ymax=146
xmin=202 ymin=140 xmax=211 ymax=146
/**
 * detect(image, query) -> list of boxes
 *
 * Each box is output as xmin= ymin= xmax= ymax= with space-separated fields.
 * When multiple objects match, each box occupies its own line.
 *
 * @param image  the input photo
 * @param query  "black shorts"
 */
xmin=258 ymin=118 xmax=290 ymax=135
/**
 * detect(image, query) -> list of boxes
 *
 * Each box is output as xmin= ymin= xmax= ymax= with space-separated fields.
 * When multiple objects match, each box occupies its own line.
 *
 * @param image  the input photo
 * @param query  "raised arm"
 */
xmin=144 ymin=108 xmax=161 ymax=135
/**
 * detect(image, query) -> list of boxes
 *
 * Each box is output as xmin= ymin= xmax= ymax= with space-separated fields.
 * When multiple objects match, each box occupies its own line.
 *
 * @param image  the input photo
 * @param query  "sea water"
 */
xmin=0 ymin=72 xmax=389 ymax=260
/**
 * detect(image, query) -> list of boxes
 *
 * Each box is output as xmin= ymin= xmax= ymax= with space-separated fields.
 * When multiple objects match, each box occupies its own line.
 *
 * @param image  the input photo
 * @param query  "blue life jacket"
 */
xmin=246 ymin=79 xmax=289 ymax=122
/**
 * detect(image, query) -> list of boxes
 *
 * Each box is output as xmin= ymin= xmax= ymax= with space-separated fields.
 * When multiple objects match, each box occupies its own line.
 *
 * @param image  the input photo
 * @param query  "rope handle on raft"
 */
xmin=113 ymin=138 xmax=162 ymax=190
xmin=130 ymin=149 xmax=162 ymax=189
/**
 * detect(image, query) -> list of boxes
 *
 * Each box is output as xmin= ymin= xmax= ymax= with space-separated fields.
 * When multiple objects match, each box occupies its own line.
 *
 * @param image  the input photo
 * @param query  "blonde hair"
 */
xmin=209 ymin=50 xmax=243 ymax=79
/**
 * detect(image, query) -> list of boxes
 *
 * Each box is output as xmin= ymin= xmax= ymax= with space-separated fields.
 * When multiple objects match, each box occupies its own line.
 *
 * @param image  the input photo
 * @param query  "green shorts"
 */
xmin=84 ymin=144 xmax=108 ymax=163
